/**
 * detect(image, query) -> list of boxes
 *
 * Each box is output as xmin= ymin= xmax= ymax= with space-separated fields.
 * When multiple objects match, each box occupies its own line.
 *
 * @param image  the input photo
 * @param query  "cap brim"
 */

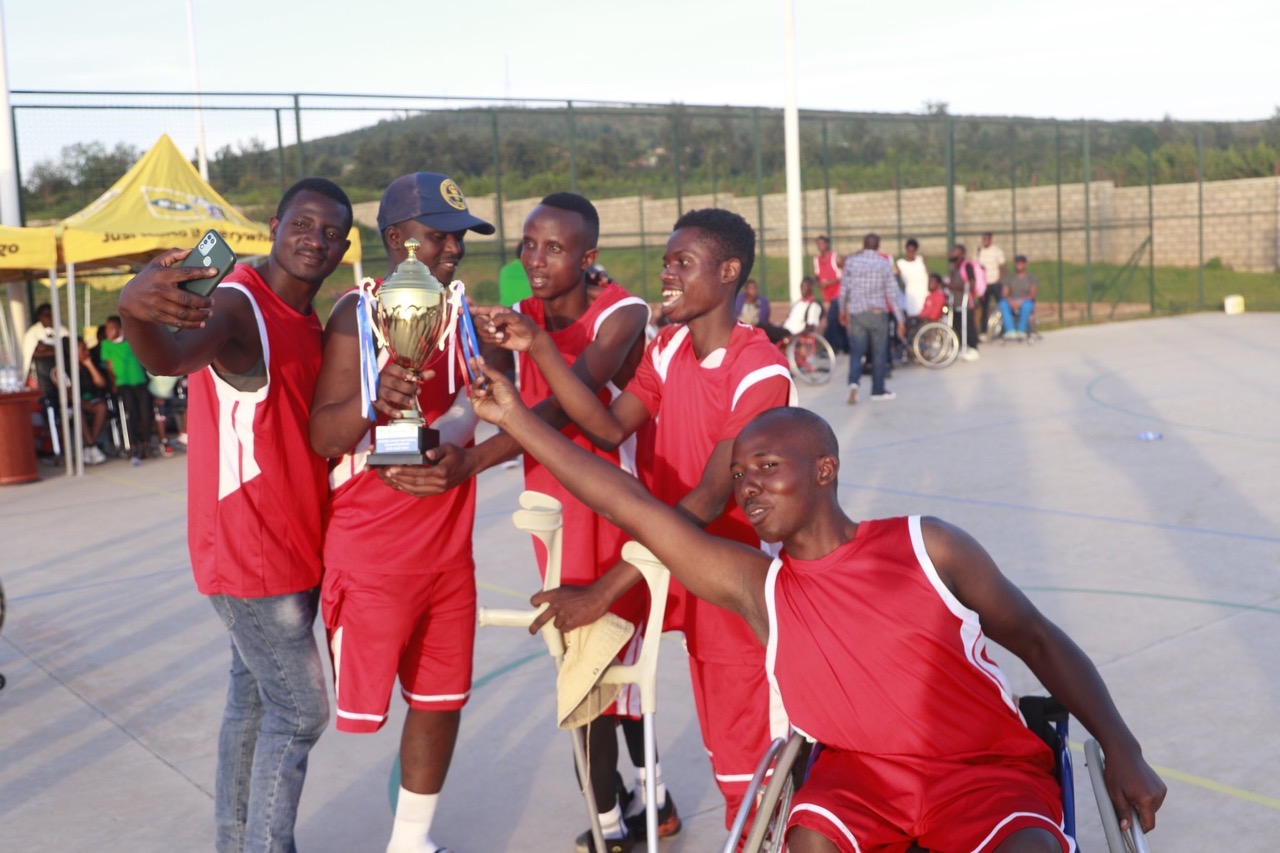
xmin=412 ymin=211 xmax=496 ymax=236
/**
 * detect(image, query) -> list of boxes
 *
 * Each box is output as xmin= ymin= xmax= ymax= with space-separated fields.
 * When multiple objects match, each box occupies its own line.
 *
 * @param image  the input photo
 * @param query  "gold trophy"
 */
xmin=366 ymin=238 xmax=457 ymax=466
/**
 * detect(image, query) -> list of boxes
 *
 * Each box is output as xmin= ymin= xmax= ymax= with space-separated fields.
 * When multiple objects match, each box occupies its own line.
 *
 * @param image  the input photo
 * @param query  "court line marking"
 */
xmin=1070 ymin=742 xmax=1280 ymax=811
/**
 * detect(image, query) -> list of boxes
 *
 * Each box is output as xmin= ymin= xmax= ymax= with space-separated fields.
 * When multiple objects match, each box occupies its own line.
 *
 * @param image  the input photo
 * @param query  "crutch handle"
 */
xmin=477 ymin=607 xmax=538 ymax=629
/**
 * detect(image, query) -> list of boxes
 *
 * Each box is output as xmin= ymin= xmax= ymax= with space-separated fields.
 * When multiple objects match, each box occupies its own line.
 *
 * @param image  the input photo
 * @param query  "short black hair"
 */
xmin=35 ymin=302 xmax=51 ymax=315
xmin=905 ymin=238 xmax=919 ymax=250
xmin=106 ymin=314 xmax=122 ymax=325
xmin=276 ymin=178 xmax=353 ymax=230
xmin=539 ymin=192 xmax=600 ymax=248
xmin=673 ymin=208 xmax=756 ymax=289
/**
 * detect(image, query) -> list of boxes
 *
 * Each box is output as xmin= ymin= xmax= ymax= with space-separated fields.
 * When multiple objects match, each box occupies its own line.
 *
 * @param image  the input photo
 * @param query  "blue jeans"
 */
xmin=847 ymin=311 xmax=890 ymax=394
xmin=209 ymin=590 xmax=329 ymax=853
xmin=999 ymin=298 xmax=1035 ymax=334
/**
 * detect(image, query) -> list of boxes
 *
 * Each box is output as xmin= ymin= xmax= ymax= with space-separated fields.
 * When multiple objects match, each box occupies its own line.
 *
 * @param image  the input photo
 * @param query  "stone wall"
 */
xmin=354 ymin=175 xmax=1280 ymax=273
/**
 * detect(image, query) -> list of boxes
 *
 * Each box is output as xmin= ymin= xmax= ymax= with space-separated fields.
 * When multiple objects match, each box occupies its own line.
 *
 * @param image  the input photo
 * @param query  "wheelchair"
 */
xmin=728 ymin=696 xmax=1150 ymax=853
xmin=783 ymin=330 xmax=837 ymax=385
xmin=907 ymin=313 xmax=960 ymax=370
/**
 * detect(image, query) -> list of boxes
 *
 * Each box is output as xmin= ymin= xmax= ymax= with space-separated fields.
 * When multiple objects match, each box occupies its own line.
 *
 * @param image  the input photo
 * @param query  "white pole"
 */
xmin=782 ymin=0 xmax=804 ymax=304
xmin=186 ymin=0 xmax=209 ymax=181
xmin=0 ymin=2 xmax=28 ymax=333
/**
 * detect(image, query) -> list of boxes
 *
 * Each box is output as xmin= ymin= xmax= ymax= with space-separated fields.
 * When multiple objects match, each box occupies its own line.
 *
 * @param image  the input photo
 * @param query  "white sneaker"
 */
xmin=847 ymin=385 xmax=859 ymax=405
xmin=960 ymin=348 xmax=980 ymax=362
xmin=871 ymin=391 xmax=897 ymax=401
xmin=84 ymin=446 xmax=106 ymax=466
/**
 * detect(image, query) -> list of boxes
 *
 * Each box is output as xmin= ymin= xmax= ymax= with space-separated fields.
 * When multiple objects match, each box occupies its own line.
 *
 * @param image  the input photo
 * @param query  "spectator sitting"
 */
xmin=919 ymin=273 xmax=947 ymax=323
xmin=1000 ymin=254 xmax=1038 ymax=339
xmin=51 ymin=337 xmax=109 ymax=465
xmin=735 ymin=278 xmax=788 ymax=344
xmin=782 ymin=276 xmax=825 ymax=341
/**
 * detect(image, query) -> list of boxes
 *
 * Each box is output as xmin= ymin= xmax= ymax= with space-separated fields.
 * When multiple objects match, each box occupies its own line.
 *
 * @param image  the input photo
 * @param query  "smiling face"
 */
xmin=521 ymin=204 xmax=596 ymax=302
xmin=269 ymin=190 xmax=351 ymax=287
xmin=386 ymin=220 xmax=466 ymax=284
xmin=731 ymin=410 xmax=839 ymax=545
xmin=659 ymin=227 xmax=739 ymax=324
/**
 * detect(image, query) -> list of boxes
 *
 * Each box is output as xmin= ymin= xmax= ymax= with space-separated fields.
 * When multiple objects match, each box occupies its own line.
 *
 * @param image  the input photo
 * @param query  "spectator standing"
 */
xmin=813 ymin=235 xmax=847 ymax=354
xmin=1000 ymin=254 xmax=1039 ymax=339
xmin=976 ymin=231 xmax=1007 ymax=339
xmin=841 ymin=234 xmax=905 ymax=403
xmin=897 ymin=238 xmax=930 ymax=317
xmin=100 ymin=314 xmax=153 ymax=464
xmin=946 ymin=244 xmax=982 ymax=362
xmin=498 ymin=242 xmax=533 ymax=306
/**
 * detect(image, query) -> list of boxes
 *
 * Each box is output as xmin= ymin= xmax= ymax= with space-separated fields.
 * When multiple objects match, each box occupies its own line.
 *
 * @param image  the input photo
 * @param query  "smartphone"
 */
xmin=178 ymin=229 xmax=237 ymax=297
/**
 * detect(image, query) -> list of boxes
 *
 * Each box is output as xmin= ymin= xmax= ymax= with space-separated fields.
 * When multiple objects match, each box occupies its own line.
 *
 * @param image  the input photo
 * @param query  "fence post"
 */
xmin=491 ymin=112 xmax=506 ymax=270
xmin=945 ymin=115 xmax=955 ymax=251
xmin=753 ymin=108 xmax=767 ymax=292
xmin=274 ymin=108 xmax=286 ymax=193
xmin=1010 ymin=125 xmax=1018 ymax=257
xmin=567 ymin=100 xmax=577 ymax=194
xmin=1197 ymin=124 xmax=1205 ymax=309
xmin=1147 ymin=130 xmax=1155 ymax=310
xmin=822 ymin=119 xmax=832 ymax=241
xmin=1055 ymin=121 xmax=1064 ymax=323
xmin=1084 ymin=119 xmax=1092 ymax=322
xmin=638 ymin=190 xmax=648 ymax=300
xmin=671 ymin=109 xmax=683 ymax=217
xmin=895 ymin=158 xmax=903 ymax=252
xmin=292 ymin=94 xmax=305 ymax=176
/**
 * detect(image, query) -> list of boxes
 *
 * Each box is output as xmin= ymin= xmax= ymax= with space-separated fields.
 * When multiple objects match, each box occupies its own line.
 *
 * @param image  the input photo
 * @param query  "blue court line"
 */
xmin=838 ymin=482 xmax=1280 ymax=545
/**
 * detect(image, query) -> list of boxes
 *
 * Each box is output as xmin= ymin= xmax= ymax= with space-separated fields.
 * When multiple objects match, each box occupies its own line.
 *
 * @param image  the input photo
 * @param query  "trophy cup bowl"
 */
xmin=366 ymin=238 xmax=456 ymax=466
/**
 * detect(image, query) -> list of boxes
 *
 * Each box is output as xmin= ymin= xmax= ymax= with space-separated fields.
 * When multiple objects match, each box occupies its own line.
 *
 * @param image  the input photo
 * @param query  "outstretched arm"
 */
xmin=923 ymin=518 xmax=1166 ymax=834
xmin=477 ymin=308 xmax=649 ymax=450
xmin=470 ymin=360 xmax=771 ymax=640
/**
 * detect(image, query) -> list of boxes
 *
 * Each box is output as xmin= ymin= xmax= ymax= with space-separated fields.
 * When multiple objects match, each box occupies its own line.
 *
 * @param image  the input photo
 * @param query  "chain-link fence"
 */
xmin=12 ymin=91 xmax=1280 ymax=321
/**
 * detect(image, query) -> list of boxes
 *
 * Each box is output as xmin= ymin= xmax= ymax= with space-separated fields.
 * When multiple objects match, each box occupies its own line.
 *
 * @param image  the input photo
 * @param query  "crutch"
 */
xmin=479 ymin=491 xmax=671 ymax=853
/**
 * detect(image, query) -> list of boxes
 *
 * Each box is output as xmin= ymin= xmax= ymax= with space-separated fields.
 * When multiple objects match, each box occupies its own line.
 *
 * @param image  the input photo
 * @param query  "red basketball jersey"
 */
xmin=516 ymin=283 xmax=650 ymax=624
xmin=765 ymin=515 xmax=1052 ymax=767
xmin=323 ymin=284 xmax=476 ymax=576
xmin=626 ymin=322 xmax=795 ymax=663
xmin=186 ymin=265 xmax=327 ymax=597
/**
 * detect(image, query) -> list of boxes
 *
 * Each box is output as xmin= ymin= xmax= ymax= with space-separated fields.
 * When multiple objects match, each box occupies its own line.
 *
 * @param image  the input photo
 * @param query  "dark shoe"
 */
xmin=625 ymin=794 xmax=681 ymax=840
xmin=573 ymin=828 xmax=634 ymax=853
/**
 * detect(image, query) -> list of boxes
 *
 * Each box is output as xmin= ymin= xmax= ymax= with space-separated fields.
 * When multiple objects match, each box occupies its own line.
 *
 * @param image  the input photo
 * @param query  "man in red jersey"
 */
xmin=464 ymin=392 xmax=1168 ymax=853
xmin=309 ymin=171 xmax=493 ymax=853
xmin=118 ymin=178 xmax=353 ymax=853
xmin=467 ymin=192 xmax=665 ymax=853
xmin=479 ymin=208 xmax=797 ymax=831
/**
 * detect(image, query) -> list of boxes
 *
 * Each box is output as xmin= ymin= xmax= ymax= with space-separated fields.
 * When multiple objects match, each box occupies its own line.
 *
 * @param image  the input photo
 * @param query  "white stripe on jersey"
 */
xmin=211 ymin=282 xmax=270 ymax=501
xmin=908 ymin=515 xmax=1019 ymax=715
xmin=732 ymin=364 xmax=798 ymax=410
xmin=591 ymin=295 xmax=649 ymax=339
xmin=650 ymin=325 xmax=690 ymax=382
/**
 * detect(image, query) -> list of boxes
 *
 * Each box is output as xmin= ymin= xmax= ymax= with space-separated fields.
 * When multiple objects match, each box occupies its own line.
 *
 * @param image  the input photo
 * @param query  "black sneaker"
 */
xmin=624 ymin=794 xmax=681 ymax=840
xmin=573 ymin=828 xmax=634 ymax=853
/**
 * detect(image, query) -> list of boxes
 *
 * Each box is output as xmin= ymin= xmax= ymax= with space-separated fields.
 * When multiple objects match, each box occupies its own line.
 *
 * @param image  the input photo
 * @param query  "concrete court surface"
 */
xmin=1 ymin=311 xmax=1277 ymax=852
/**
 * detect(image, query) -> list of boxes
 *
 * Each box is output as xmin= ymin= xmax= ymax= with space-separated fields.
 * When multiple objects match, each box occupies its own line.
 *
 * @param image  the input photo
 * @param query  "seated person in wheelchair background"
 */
xmin=1000 ymin=254 xmax=1038 ymax=340
xmin=466 ymin=378 xmax=1167 ymax=853
xmin=904 ymin=273 xmax=949 ymax=345
xmin=781 ymin=276 xmax=824 ymax=343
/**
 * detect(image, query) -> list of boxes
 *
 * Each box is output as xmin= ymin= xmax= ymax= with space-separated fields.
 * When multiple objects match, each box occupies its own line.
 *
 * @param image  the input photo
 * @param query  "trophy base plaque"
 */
xmin=367 ymin=422 xmax=441 ymax=467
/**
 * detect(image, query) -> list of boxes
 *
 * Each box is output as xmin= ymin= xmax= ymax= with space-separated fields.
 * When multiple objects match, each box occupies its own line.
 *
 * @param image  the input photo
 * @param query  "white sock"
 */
xmin=626 ymin=763 xmax=667 ymax=816
xmin=598 ymin=803 xmax=626 ymax=839
xmin=386 ymin=788 xmax=443 ymax=853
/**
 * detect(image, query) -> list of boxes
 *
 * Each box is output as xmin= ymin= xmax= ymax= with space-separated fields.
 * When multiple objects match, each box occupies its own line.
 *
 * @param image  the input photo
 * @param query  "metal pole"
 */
xmin=274 ymin=108 xmax=286 ymax=193
xmin=782 ymin=0 xmax=804 ymax=303
xmin=0 ymin=4 xmax=28 ymax=333
xmin=566 ymin=100 xmax=577 ymax=194
xmin=293 ymin=94 xmax=305 ymax=176
xmin=185 ymin=0 xmax=209 ymax=181
xmin=822 ymin=120 xmax=832 ymax=240
xmin=1147 ymin=131 xmax=1155 ymax=310
xmin=1055 ymin=122 xmax=1064 ymax=323
xmin=753 ymin=108 xmax=767 ymax=292
xmin=672 ymin=110 xmax=683 ymax=217
xmin=1010 ymin=126 xmax=1018 ymax=257
xmin=1083 ymin=120 xmax=1092 ymax=322
xmin=1197 ymin=124 xmax=1205 ymax=309
xmin=638 ymin=190 xmax=648 ymax=300
xmin=945 ymin=116 xmax=955 ymax=252
xmin=491 ymin=112 xmax=506 ymax=271
xmin=895 ymin=158 xmax=903 ymax=252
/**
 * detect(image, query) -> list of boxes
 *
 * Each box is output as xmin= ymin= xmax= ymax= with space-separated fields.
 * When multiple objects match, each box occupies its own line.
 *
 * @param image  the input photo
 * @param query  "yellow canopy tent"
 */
xmin=0 ymin=224 xmax=78 ymax=477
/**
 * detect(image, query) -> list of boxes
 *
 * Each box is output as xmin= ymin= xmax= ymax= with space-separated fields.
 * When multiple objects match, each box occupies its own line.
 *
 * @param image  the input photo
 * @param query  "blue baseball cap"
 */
xmin=376 ymin=172 xmax=495 ymax=235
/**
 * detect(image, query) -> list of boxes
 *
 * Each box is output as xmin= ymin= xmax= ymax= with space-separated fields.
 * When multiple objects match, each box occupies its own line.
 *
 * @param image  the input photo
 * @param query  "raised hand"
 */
xmin=117 ymin=248 xmax=218 ymax=330
xmin=473 ymin=307 xmax=542 ymax=353
xmin=467 ymin=358 xmax=524 ymax=427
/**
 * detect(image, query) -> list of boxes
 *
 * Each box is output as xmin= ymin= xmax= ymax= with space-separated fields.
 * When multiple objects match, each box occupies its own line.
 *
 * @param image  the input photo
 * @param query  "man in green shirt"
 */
xmin=497 ymin=243 xmax=532 ymax=306
xmin=100 ymin=314 xmax=153 ymax=464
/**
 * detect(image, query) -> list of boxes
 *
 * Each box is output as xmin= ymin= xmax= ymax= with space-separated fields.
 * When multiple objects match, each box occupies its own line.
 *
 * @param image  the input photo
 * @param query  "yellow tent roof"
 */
xmin=0 ymin=224 xmax=58 ymax=279
xmin=59 ymin=134 xmax=360 ymax=269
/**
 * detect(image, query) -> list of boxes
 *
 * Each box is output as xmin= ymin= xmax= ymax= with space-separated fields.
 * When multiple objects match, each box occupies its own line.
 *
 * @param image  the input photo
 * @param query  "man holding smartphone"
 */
xmin=118 ymin=178 xmax=353 ymax=853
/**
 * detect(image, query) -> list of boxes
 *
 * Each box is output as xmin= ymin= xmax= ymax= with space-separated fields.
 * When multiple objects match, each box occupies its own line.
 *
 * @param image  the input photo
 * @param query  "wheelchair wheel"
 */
xmin=786 ymin=332 xmax=835 ymax=385
xmin=911 ymin=321 xmax=959 ymax=369
xmin=728 ymin=733 xmax=810 ymax=853
xmin=1086 ymin=738 xmax=1150 ymax=853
